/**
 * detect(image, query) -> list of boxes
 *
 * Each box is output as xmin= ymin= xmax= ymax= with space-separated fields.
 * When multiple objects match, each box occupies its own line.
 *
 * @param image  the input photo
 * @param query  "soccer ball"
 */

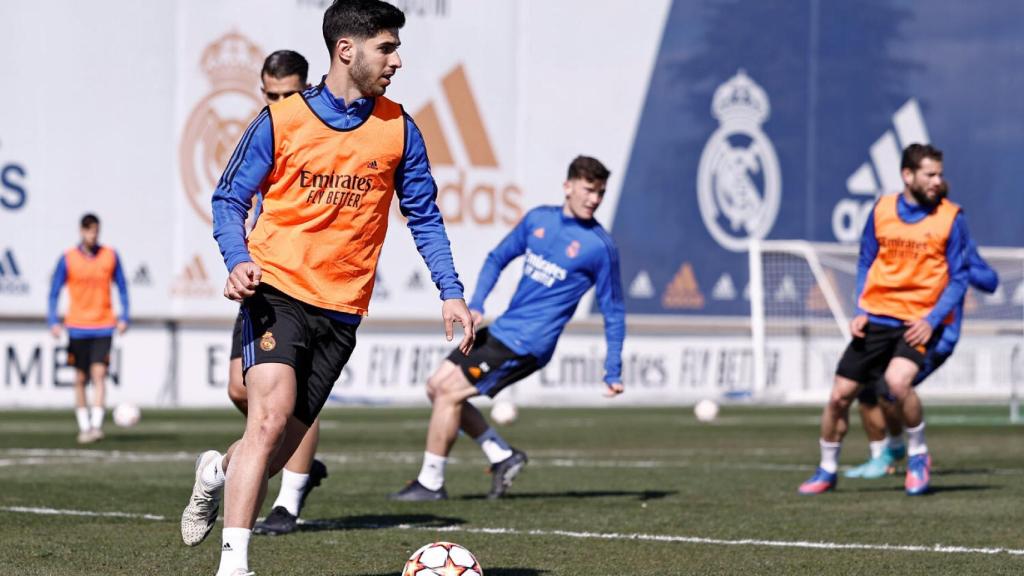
xmin=490 ymin=400 xmax=518 ymax=425
xmin=113 ymin=402 xmax=141 ymax=428
xmin=403 ymin=541 xmax=482 ymax=576
xmin=694 ymin=399 xmax=719 ymax=423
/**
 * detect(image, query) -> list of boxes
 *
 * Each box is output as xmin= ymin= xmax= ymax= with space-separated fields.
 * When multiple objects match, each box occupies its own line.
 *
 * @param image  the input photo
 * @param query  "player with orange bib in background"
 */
xmin=799 ymin=143 xmax=968 ymax=496
xmin=48 ymin=213 xmax=130 ymax=444
xmin=179 ymin=1 xmax=474 ymax=575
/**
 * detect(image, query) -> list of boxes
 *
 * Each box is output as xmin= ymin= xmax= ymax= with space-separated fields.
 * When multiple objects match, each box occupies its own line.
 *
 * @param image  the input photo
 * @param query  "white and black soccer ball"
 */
xmin=403 ymin=541 xmax=482 ymax=576
xmin=113 ymin=402 xmax=141 ymax=428
xmin=490 ymin=400 xmax=518 ymax=426
xmin=694 ymin=399 xmax=719 ymax=423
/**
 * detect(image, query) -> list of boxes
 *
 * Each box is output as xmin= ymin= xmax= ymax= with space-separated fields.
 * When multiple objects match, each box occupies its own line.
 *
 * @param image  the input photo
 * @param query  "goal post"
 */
xmin=749 ymin=239 xmax=1024 ymax=414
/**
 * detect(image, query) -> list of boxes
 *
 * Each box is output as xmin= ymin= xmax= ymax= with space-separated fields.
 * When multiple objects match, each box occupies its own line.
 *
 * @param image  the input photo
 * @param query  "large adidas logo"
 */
xmin=831 ymin=99 xmax=929 ymax=243
xmin=171 ymin=254 xmax=216 ymax=298
xmin=411 ymin=64 xmax=523 ymax=227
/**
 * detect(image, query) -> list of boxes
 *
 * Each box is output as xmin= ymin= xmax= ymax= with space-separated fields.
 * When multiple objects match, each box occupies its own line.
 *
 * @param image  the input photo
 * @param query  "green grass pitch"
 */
xmin=0 ymin=405 xmax=1021 ymax=575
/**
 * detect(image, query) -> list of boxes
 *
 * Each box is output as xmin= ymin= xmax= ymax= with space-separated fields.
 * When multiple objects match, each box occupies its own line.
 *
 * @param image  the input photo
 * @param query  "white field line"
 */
xmin=2 ymin=505 xmax=1023 ymax=557
xmin=2 ymin=448 xmax=1023 ymax=476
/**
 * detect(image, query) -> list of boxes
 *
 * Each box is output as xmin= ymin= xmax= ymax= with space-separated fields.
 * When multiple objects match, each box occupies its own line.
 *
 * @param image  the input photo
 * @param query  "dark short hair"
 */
xmin=80 ymin=213 xmax=99 ymax=228
xmin=261 ymin=50 xmax=309 ymax=83
xmin=323 ymin=0 xmax=405 ymax=55
xmin=567 ymin=156 xmax=611 ymax=183
xmin=901 ymin=143 xmax=943 ymax=172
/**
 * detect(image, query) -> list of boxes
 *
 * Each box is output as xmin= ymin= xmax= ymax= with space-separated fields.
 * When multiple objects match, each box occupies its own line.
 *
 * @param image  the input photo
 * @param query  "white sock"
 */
xmin=201 ymin=454 xmax=227 ymax=488
xmin=272 ymin=469 xmax=309 ymax=516
xmin=416 ymin=452 xmax=447 ymax=491
xmin=819 ymin=439 xmax=842 ymax=474
xmin=906 ymin=422 xmax=928 ymax=456
xmin=216 ymin=528 xmax=251 ymax=576
xmin=475 ymin=427 xmax=514 ymax=464
xmin=75 ymin=407 xmax=91 ymax=433
xmin=869 ymin=437 xmax=889 ymax=460
xmin=89 ymin=406 xmax=105 ymax=430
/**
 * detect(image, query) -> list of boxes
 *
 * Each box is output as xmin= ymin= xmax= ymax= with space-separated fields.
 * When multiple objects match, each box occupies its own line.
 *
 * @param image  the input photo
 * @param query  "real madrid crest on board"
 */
xmin=180 ymin=32 xmax=265 ymax=226
xmin=696 ymin=70 xmax=781 ymax=252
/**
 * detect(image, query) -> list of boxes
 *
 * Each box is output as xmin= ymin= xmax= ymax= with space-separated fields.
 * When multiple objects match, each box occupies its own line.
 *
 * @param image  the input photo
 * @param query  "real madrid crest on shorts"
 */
xmin=696 ymin=70 xmax=781 ymax=252
xmin=259 ymin=331 xmax=276 ymax=352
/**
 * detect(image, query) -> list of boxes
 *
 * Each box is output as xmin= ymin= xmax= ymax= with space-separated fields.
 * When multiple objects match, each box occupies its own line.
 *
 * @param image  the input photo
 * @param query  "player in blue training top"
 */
xmin=391 ymin=155 xmax=626 ymax=501
xmin=845 ymin=182 xmax=998 ymax=480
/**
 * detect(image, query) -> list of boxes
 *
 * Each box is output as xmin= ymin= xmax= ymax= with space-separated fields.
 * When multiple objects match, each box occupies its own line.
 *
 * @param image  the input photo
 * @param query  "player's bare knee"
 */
xmin=250 ymin=411 xmax=289 ymax=450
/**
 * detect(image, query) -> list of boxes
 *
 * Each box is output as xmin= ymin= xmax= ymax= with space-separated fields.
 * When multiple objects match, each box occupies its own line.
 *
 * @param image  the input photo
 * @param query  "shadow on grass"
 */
xmin=356 ymin=565 xmax=548 ymax=569
xmin=458 ymin=489 xmax=676 ymax=501
xmin=298 ymin=513 xmax=464 ymax=533
xmin=845 ymin=484 xmax=994 ymax=495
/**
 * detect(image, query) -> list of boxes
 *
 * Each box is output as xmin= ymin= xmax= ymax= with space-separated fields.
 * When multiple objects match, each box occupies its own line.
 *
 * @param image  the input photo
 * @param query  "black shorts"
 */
xmin=859 ymin=326 xmax=948 ymax=405
xmin=837 ymin=322 xmax=929 ymax=392
xmin=447 ymin=327 xmax=539 ymax=398
xmin=240 ymin=284 xmax=358 ymax=426
xmin=230 ymin=311 xmax=243 ymax=360
xmin=67 ymin=336 xmax=113 ymax=372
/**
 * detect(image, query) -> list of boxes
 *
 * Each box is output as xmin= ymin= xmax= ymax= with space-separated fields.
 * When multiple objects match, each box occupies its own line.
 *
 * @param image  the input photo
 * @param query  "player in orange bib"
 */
xmin=798 ymin=144 xmax=968 ymax=496
xmin=180 ymin=2 xmax=474 ymax=575
xmin=47 ymin=213 xmax=129 ymax=444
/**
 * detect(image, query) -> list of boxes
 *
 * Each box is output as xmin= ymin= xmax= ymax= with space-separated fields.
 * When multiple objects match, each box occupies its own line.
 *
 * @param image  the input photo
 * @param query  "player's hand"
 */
xmin=904 ymin=319 xmax=933 ymax=347
xmin=603 ymin=382 xmax=625 ymax=398
xmin=850 ymin=315 xmax=868 ymax=338
xmin=442 ymin=298 xmax=475 ymax=355
xmin=49 ymin=324 xmax=62 ymax=340
xmin=224 ymin=262 xmax=262 ymax=302
xmin=116 ymin=321 xmax=128 ymax=335
xmin=470 ymin=309 xmax=484 ymax=327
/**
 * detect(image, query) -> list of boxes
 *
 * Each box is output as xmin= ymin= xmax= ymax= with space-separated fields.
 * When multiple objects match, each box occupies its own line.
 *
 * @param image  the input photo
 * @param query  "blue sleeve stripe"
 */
xmin=219 ymin=109 xmax=269 ymax=188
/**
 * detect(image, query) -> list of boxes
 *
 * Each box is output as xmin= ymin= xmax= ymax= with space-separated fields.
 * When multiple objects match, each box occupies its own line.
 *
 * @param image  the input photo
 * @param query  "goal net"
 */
xmin=749 ymin=240 xmax=1024 ymax=417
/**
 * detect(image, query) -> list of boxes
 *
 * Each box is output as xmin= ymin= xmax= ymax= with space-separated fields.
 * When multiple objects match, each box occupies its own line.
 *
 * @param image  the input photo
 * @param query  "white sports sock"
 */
xmin=216 ymin=528 xmax=251 ymax=576
xmin=819 ymin=439 xmax=842 ymax=474
xmin=906 ymin=422 xmax=928 ymax=456
xmin=75 ymin=407 xmax=91 ymax=433
xmin=475 ymin=427 xmax=514 ymax=464
xmin=416 ymin=452 xmax=447 ymax=491
xmin=89 ymin=406 xmax=105 ymax=430
xmin=201 ymin=454 xmax=226 ymax=488
xmin=272 ymin=469 xmax=310 ymax=517
xmin=869 ymin=437 xmax=889 ymax=460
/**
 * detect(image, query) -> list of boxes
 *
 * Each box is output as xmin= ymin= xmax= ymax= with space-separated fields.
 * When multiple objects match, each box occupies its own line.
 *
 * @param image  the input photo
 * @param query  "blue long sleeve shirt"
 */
xmin=854 ymin=194 xmax=968 ymax=328
xmin=469 ymin=206 xmax=626 ymax=384
xmin=211 ymin=83 xmax=464 ymax=321
xmin=47 ymin=246 xmax=129 ymax=338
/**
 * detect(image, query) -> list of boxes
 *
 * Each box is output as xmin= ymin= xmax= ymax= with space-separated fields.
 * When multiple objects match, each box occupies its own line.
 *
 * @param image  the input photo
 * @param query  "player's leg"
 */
xmin=88 ymin=362 xmax=107 ymax=441
xmin=884 ymin=354 xmax=930 ymax=495
xmin=228 ymin=313 xmax=248 ymax=414
xmin=845 ymin=385 xmax=894 ymax=479
xmin=390 ymin=360 xmax=477 ymax=501
xmin=880 ymin=397 xmax=906 ymax=464
xmin=216 ymin=362 xmax=297 ymax=576
xmin=254 ymin=417 xmax=327 ymax=535
xmin=72 ymin=365 xmax=92 ymax=444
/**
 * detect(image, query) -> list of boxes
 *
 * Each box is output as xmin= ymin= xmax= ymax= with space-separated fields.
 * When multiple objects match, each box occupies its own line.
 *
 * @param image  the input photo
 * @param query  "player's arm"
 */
xmin=211 ymin=108 xmax=273 ymax=301
xmin=112 ymin=252 xmax=130 ymax=334
xmin=468 ymin=209 xmax=533 ymax=319
xmin=851 ymin=204 xmax=878 ymax=337
xmin=396 ymin=115 xmax=473 ymax=353
xmin=594 ymin=238 xmax=626 ymax=397
xmin=966 ymin=239 xmax=999 ymax=294
xmin=47 ymin=255 xmax=67 ymax=338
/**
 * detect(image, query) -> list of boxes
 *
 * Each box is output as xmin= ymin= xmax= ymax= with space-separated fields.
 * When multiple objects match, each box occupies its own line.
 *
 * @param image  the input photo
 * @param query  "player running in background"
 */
xmin=181 ymin=2 xmax=474 ymax=574
xmin=845 ymin=183 xmax=998 ymax=479
xmin=390 ymin=155 xmax=626 ymax=502
xmin=48 ymin=213 xmax=129 ymax=444
xmin=799 ymin=143 xmax=967 ymax=496
xmin=222 ymin=49 xmax=326 ymax=537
